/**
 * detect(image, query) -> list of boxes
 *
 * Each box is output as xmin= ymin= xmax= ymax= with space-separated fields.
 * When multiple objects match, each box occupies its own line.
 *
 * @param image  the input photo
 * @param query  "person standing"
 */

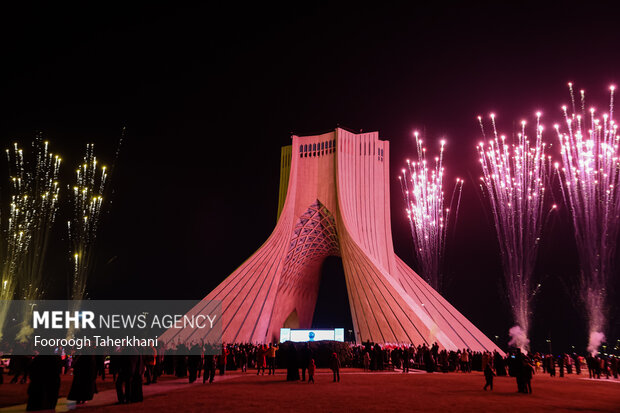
xmin=267 ymin=343 xmax=278 ymax=375
xmin=202 ymin=344 xmax=216 ymax=384
xmin=203 ymin=355 xmax=216 ymax=383
xmin=300 ymin=343 xmax=311 ymax=381
xmin=460 ymin=350 xmax=470 ymax=373
xmin=286 ymin=345 xmax=300 ymax=381
xmin=363 ymin=351 xmax=371 ymax=372
xmin=144 ymin=345 xmax=157 ymax=385
xmin=483 ymin=363 xmax=495 ymax=391
xmin=431 ymin=343 xmax=439 ymax=366
xmin=514 ymin=353 xmax=525 ymax=393
xmin=330 ymin=352 xmax=340 ymax=382
xmin=197 ymin=345 xmax=203 ymax=380
xmin=548 ymin=354 xmax=556 ymax=377
xmin=67 ymin=349 xmax=97 ymax=404
xmin=523 ymin=360 xmax=534 ymax=394
xmin=26 ymin=355 xmax=62 ymax=411
xmin=256 ymin=344 xmax=267 ymax=375
xmin=188 ymin=343 xmax=202 ymax=383
xmin=115 ymin=351 xmax=136 ymax=404
xmin=423 ymin=346 xmax=435 ymax=373
xmin=239 ymin=347 xmax=248 ymax=373
xmin=10 ymin=354 xmax=29 ymax=384
xmin=611 ymin=356 xmax=619 ymax=379
xmin=402 ymin=346 xmax=410 ymax=373
xmin=109 ymin=353 xmax=119 ymax=382
xmin=594 ymin=356 xmax=602 ymax=379
xmin=129 ymin=350 xmax=145 ymax=403
xmin=494 ymin=351 xmax=506 ymax=376
xmin=219 ymin=344 xmax=229 ymax=376
xmin=573 ymin=354 xmax=581 ymax=375
xmin=95 ymin=354 xmax=106 ymax=381
xmin=174 ymin=343 xmax=188 ymax=377
xmin=482 ymin=352 xmax=490 ymax=372
xmin=67 ymin=351 xmax=98 ymax=405
xmin=307 ymin=358 xmax=316 ymax=384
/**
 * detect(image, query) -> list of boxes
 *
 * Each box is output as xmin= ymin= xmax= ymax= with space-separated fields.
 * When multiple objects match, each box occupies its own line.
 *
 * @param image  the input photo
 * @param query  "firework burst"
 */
xmin=554 ymin=84 xmax=620 ymax=355
xmin=399 ymin=132 xmax=463 ymax=293
xmin=477 ymin=114 xmax=554 ymax=351
xmin=68 ymin=144 xmax=108 ymax=302
xmin=0 ymin=135 xmax=61 ymax=339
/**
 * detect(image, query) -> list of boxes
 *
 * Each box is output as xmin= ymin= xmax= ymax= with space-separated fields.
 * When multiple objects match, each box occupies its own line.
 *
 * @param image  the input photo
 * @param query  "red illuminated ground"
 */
xmin=3 ymin=368 xmax=615 ymax=412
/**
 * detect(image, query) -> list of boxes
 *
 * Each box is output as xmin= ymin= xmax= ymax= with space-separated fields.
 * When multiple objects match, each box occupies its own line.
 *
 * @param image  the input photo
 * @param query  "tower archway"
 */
xmin=312 ymin=256 xmax=354 ymax=333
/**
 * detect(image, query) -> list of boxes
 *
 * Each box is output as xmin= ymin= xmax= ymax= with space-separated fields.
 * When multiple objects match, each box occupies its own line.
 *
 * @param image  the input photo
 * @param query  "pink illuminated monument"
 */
xmin=162 ymin=128 xmax=502 ymax=352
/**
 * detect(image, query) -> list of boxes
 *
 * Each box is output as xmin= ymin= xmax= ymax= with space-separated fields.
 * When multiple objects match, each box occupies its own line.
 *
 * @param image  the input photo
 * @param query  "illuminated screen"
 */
xmin=280 ymin=328 xmax=291 ymax=342
xmin=334 ymin=328 xmax=345 ymax=342
xmin=279 ymin=328 xmax=345 ymax=343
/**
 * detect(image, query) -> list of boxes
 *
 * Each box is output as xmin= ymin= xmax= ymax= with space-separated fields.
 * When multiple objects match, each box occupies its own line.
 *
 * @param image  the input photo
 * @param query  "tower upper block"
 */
xmin=162 ymin=128 xmax=501 ymax=353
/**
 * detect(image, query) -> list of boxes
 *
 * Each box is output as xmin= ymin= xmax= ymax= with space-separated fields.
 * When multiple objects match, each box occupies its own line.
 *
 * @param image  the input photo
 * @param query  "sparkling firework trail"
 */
xmin=399 ymin=132 xmax=463 ymax=293
xmin=553 ymin=84 xmax=620 ymax=355
xmin=68 ymin=143 xmax=108 ymax=301
xmin=0 ymin=135 xmax=62 ymax=339
xmin=477 ymin=114 xmax=554 ymax=351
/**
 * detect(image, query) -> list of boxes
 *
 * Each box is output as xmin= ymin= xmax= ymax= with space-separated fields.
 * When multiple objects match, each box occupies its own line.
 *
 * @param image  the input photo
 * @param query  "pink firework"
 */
xmin=554 ymin=84 xmax=620 ymax=355
xmin=477 ymin=113 xmax=555 ymax=351
xmin=399 ymin=132 xmax=463 ymax=293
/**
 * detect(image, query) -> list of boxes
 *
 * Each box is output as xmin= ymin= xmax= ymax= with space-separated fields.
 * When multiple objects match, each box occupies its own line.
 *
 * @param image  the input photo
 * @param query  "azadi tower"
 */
xmin=161 ymin=128 xmax=501 ymax=352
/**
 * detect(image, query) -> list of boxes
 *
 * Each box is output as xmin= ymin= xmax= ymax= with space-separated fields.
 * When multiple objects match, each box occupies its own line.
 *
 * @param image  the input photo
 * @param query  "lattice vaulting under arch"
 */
xmin=161 ymin=128 xmax=503 ymax=353
xmin=279 ymin=200 xmax=340 ymax=295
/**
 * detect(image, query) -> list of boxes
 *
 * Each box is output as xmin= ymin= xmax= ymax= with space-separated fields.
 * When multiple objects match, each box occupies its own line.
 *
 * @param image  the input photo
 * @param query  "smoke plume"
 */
xmin=587 ymin=331 xmax=605 ymax=356
xmin=508 ymin=325 xmax=530 ymax=353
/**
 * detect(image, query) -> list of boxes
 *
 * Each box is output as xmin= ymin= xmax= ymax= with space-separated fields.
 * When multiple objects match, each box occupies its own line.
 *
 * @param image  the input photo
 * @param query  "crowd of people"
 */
xmin=1 ymin=341 xmax=617 ymax=411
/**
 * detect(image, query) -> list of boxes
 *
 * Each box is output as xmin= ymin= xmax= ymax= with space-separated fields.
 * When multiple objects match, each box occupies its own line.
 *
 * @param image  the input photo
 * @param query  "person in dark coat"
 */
xmin=109 ymin=353 xmax=119 ymax=382
xmin=548 ymin=355 xmax=556 ymax=377
xmin=494 ymin=351 xmax=506 ymax=376
xmin=26 ymin=355 xmax=62 ymax=411
xmin=483 ymin=363 xmax=495 ymax=391
xmin=286 ymin=344 xmax=300 ymax=381
xmin=330 ymin=352 xmax=340 ymax=382
xmin=423 ymin=347 xmax=435 ymax=373
xmin=114 ymin=350 xmax=138 ymax=404
xmin=112 ymin=348 xmax=144 ymax=404
xmin=130 ymin=351 xmax=144 ymax=403
xmin=143 ymin=345 xmax=157 ymax=385
xmin=402 ymin=347 xmax=410 ymax=373
xmin=188 ymin=343 xmax=201 ymax=383
xmin=308 ymin=358 xmax=316 ymax=383
xmin=299 ymin=343 xmax=312 ymax=381
xmin=238 ymin=347 xmax=248 ymax=372
xmin=95 ymin=354 xmax=106 ymax=381
xmin=67 ymin=351 xmax=98 ymax=404
xmin=203 ymin=351 xmax=216 ymax=384
xmin=373 ymin=344 xmax=383 ymax=370
xmin=10 ymin=354 xmax=29 ymax=384
xmin=163 ymin=353 xmax=174 ymax=375
xmin=523 ymin=360 xmax=534 ymax=394
xmin=174 ymin=343 xmax=188 ymax=377
xmin=512 ymin=352 xmax=525 ymax=393
xmin=573 ymin=354 xmax=581 ymax=375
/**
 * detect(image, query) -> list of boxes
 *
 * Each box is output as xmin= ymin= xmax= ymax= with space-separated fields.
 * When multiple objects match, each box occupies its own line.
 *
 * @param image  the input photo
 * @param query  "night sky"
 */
xmin=1 ymin=2 xmax=619 ymax=353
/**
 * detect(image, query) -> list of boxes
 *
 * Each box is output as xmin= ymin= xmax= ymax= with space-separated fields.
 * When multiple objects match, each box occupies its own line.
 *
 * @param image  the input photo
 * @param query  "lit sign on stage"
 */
xmin=279 ymin=328 xmax=345 ymax=343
